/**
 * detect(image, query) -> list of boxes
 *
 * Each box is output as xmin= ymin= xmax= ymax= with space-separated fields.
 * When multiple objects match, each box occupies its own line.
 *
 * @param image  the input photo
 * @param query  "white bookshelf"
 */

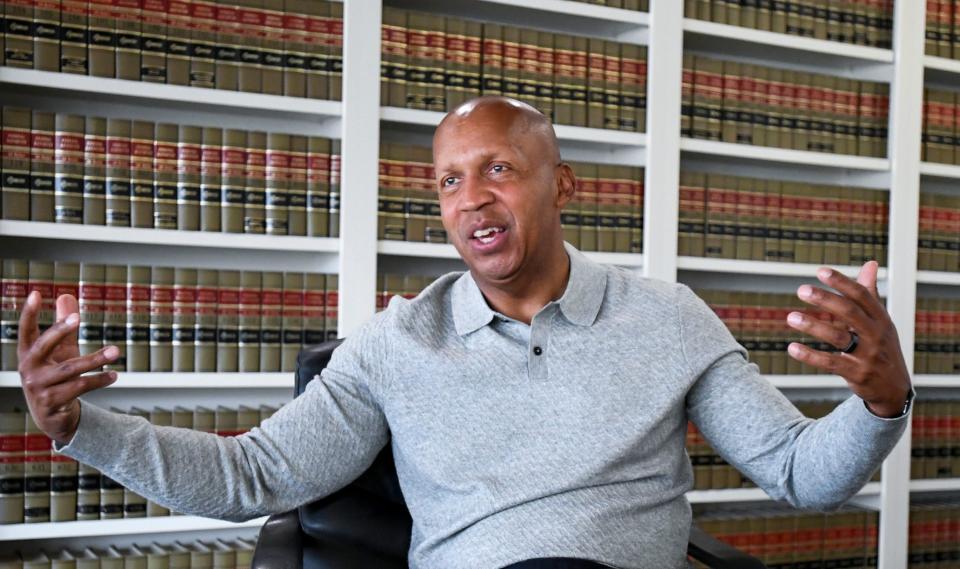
xmin=377 ymin=240 xmax=644 ymax=268
xmin=677 ymin=256 xmax=890 ymax=280
xmin=679 ymin=138 xmax=891 ymax=171
xmin=0 ymin=372 xmax=291 ymax=389
xmin=916 ymin=270 xmax=960 ymax=286
xmin=919 ymin=161 xmax=960 ymax=180
xmin=909 ymin=478 xmax=960 ymax=493
xmin=912 ymin=375 xmax=960 ymax=388
xmin=0 ymin=516 xmax=267 ymax=542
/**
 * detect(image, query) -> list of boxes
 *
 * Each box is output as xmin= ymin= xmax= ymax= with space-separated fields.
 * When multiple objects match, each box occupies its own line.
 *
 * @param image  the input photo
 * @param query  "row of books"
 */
xmin=691 ymin=503 xmax=879 ymax=569
xmin=377 ymin=142 xmax=645 ymax=254
xmin=0 ymin=404 xmax=279 ymax=524
xmin=693 ymin=288 xmax=845 ymax=376
xmin=376 ymin=273 xmax=439 ymax=312
xmin=926 ymin=0 xmax=960 ymax=59
xmin=573 ymin=0 xmax=648 ymax=9
xmin=918 ymin=191 xmax=960 ymax=272
xmin=911 ymin=399 xmax=960 ymax=480
xmin=1 ymin=538 xmax=256 ymax=569
xmin=909 ymin=496 xmax=960 ymax=565
xmin=1 ymin=0 xmax=343 ymax=100
xmin=380 ymin=8 xmax=647 ymax=131
xmin=679 ymin=171 xmax=889 ymax=265
xmin=681 ymin=54 xmax=890 ymax=157
xmin=685 ymin=0 xmax=895 ymax=48
xmin=915 ymin=296 xmax=960 ymax=375
xmin=922 ymin=87 xmax=960 ymax=166
xmin=0 ymin=106 xmax=342 ymax=237
xmin=0 ymin=258 xmax=340 ymax=373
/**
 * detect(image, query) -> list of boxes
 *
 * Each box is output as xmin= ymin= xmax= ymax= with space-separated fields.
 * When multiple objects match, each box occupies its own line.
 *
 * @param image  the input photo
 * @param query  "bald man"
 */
xmin=18 ymin=97 xmax=912 ymax=569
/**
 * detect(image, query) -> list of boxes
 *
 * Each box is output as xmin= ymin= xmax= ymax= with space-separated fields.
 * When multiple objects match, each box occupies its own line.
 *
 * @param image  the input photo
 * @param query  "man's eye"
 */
xmin=442 ymin=177 xmax=459 ymax=188
xmin=490 ymin=164 xmax=506 ymax=174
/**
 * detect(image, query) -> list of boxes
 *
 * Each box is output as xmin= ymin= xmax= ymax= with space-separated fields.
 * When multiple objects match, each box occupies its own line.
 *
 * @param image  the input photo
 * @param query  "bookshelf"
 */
xmin=0 ymin=1 xmax=951 ymax=566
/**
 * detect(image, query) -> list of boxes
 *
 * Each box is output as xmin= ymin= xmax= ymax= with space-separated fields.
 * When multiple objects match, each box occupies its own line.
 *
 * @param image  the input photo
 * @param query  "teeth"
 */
xmin=473 ymin=227 xmax=503 ymax=239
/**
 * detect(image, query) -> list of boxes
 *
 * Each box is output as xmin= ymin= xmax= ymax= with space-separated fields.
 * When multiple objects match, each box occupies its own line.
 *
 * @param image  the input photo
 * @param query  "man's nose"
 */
xmin=458 ymin=175 xmax=495 ymax=211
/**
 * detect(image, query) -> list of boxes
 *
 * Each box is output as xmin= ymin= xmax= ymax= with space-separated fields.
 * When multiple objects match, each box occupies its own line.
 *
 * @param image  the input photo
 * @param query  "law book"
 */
xmin=327 ymin=1 xmax=343 ymax=100
xmin=302 ymin=272 xmax=324 ymax=348
xmin=99 ymin=468 xmax=124 ymax=518
xmin=175 ymin=124 xmax=201 ymax=231
xmin=0 ymin=259 xmax=25 ymax=370
xmin=115 ymin=0 xmax=142 ymax=80
xmin=105 ymin=118 xmax=132 ymax=227
xmin=168 ymin=267 xmax=196 ymax=372
xmin=380 ymin=7 xmax=406 ymax=107
xmin=50 ymin=437 xmax=77 ymax=523
xmin=3 ymin=0 xmax=35 ymax=68
xmin=304 ymin=136 xmax=331 ymax=237
xmin=79 ymin=263 xmax=106 ymax=361
xmin=403 ymin=146 xmax=429 ymax=242
xmin=0 ymin=408 xmax=25 ymax=524
xmin=629 ymin=166 xmax=643 ymax=253
xmin=303 ymin=0 xmax=330 ymax=100
xmin=692 ymin=56 xmax=724 ymax=142
xmin=189 ymin=1 xmax=218 ymax=88
xmin=324 ymin=274 xmax=338 ymax=341
xmin=619 ymin=44 xmax=645 ymax=132
xmin=260 ymin=0 xmax=284 ymax=95
xmin=377 ymin=142 xmax=404 ymax=240
xmin=3 ymin=107 xmax=32 ymax=220
xmin=182 ymin=269 xmax=215 ymax=373
xmin=88 ymin=0 xmax=117 ymax=78
xmin=29 ymin=110 xmax=55 ymax=222
xmin=575 ymin=163 xmax=597 ymax=251
xmin=405 ymin=12 xmax=432 ymax=110
xmin=265 ymin=132 xmax=290 ymax=235
xmin=720 ymin=60 xmax=744 ymax=145
xmin=164 ymin=0 xmax=191 ymax=86
xmin=220 ymin=128 xmax=245 ymax=232
xmin=443 ymin=17 xmax=468 ymax=110
xmin=237 ymin=270 xmax=260 ymax=372
xmin=199 ymin=127 xmax=222 ymax=231
xmin=213 ymin=0 xmax=241 ymax=91
xmin=463 ymin=20 xmax=484 ymax=107
xmin=329 ymin=140 xmax=340 ymax=237
xmin=51 ymin=261 xmax=79 ymax=340
xmin=139 ymin=543 xmax=171 ymax=569
xmin=154 ymin=123 xmax=179 ymax=229
xmin=23 ymin=413 xmax=50 ymax=523
xmin=205 ymin=540 xmax=235 ymax=569
xmin=111 ymin=547 xmax=144 ymax=569
xmin=139 ymin=0 xmax=167 ymax=82
xmin=215 ymin=269 xmax=239 ymax=372
xmin=612 ymin=166 xmax=634 ymax=253
xmin=102 ymin=264 xmax=127 ymax=371
xmin=601 ymin=40 xmax=620 ymax=131
xmin=244 ymin=130 xmax=267 ymax=233
xmin=213 ymin=406 xmax=238 ymax=438
xmin=678 ymin=171 xmax=707 ymax=257
xmin=236 ymin=0 xmax=264 ymax=93
xmin=54 ymin=113 xmax=85 ymax=224
xmin=259 ymin=271 xmax=281 ymax=371
xmin=92 ymin=548 xmax=121 ymax=569
xmin=560 ymin=168 xmax=581 ymax=248
xmin=594 ymin=167 xmax=616 ymax=252
xmin=83 ymin=116 xmax=107 ymax=226
xmin=535 ymin=31 xmax=555 ymax=121
xmin=58 ymin=0 xmax=87 ymax=73
xmin=149 ymin=266 xmax=174 ymax=372
xmin=130 ymin=120 xmax=155 ymax=228
xmin=281 ymin=0 xmax=307 ymax=98
xmin=178 ymin=542 xmax=211 ymax=569
xmin=480 ymin=22 xmax=504 ymax=97
xmin=516 ymin=28 xmax=539 ymax=113
xmin=30 ymin=0 xmax=59 ymax=71
xmin=278 ymin=272 xmax=303 ymax=372
xmin=285 ymin=135 xmax=307 ymax=235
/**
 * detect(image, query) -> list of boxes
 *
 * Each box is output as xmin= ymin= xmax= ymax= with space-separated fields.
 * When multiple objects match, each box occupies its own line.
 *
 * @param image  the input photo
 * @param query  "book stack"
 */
xmin=914 ymin=296 xmax=960 ymax=374
xmin=926 ymin=0 xmax=960 ymax=58
xmin=0 ymin=404 xmax=278 ymax=524
xmin=910 ymin=398 xmax=960 ymax=480
xmin=0 ymin=0 xmax=343 ymax=100
xmin=922 ymin=87 xmax=960 ymax=166
xmin=0 ymin=538 xmax=256 ymax=569
xmin=376 ymin=273 xmax=440 ymax=312
xmin=691 ymin=288 xmax=869 ymax=375
xmin=681 ymin=54 xmax=890 ymax=157
xmin=573 ymin=0 xmax=648 ymax=8
xmin=918 ymin=191 xmax=960 ymax=272
xmin=378 ymin=142 xmax=644 ymax=254
xmin=380 ymin=8 xmax=648 ymax=131
xmin=679 ymin=171 xmax=889 ymax=265
xmin=909 ymin=495 xmax=960 ymax=565
xmin=686 ymin=0 xmax=894 ymax=48
xmin=0 ymin=258 xmax=339 ymax=373
xmin=691 ymin=503 xmax=880 ymax=569
xmin=0 ymin=106 xmax=342 ymax=238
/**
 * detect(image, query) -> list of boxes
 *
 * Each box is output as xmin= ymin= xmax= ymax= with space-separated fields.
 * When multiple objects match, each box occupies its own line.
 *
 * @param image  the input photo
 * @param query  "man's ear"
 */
xmin=555 ymin=162 xmax=577 ymax=209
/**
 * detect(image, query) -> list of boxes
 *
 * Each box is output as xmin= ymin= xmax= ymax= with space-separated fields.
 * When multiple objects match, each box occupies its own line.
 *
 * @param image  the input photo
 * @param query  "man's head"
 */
xmin=433 ymin=96 xmax=576 ymax=288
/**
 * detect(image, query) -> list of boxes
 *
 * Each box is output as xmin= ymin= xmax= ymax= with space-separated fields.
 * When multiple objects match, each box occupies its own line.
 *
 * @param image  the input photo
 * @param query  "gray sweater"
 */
xmin=58 ymin=244 xmax=909 ymax=569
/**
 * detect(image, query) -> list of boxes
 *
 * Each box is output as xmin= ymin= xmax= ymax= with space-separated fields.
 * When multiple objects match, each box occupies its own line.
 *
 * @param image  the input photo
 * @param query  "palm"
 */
xmin=50 ymin=294 xmax=81 ymax=362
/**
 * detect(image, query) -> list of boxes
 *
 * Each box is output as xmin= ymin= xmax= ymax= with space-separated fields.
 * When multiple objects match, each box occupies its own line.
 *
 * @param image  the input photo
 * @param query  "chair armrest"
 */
xmin=687 ymin=524 xmax=767 ymax=569
xmin=252 ymin=511 xmax=303 ymax=569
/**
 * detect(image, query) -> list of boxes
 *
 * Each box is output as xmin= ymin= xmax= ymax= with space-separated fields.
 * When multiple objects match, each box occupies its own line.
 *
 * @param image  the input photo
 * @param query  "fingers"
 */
xmin=56 ymin=294 xmax=80 ymax=322
xmin=797 ymin=282 xmax=873 ymax=334
xmin=41 ymin=370 xmax=118 ymax=406
xmin=17 ymin=291 xmax=41 ymax=362
xmin=787 ymin=342 xmax=860 ymax=378
xmin=814 ymin=266 xmax=887 ymax=322
xmin=787 ymin=311 xmax=855 ymax=351
xmin=19 ymin=313 xmax=81 ymax=369
xmin=21 ymin=345 xmax=120 ymax=389
xmin=856 ymin=260 xmax=881 ymax=300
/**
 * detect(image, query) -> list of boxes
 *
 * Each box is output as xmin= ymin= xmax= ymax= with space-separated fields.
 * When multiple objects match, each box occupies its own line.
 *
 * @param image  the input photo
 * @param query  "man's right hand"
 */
xmin=18 ymin=291 xmax=120 ymax=446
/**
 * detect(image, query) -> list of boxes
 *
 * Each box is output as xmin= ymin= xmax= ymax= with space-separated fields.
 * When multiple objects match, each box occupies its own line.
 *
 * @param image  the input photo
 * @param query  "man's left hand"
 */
xmin=785 ymin=260 xmax=912 ymax=418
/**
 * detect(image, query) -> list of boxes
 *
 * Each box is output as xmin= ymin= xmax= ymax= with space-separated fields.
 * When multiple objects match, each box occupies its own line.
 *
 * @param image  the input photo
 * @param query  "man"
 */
xmin=18 ymin=97 xmax=912 ymax=569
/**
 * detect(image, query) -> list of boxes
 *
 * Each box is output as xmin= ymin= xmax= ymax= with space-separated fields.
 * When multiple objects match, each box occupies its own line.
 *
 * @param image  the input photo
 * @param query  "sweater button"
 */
xmin=533 ymin=346 xmax=543 ymax=356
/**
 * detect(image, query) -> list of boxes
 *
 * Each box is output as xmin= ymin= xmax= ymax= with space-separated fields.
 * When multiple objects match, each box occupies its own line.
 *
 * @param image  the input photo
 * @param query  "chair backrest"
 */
xmin=294 ymin=341 xmax=413 ymax=561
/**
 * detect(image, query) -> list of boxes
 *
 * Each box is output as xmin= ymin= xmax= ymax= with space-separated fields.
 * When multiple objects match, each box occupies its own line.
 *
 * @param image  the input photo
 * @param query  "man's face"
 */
xmin=433 ymin=109 xmax=567 ymax=284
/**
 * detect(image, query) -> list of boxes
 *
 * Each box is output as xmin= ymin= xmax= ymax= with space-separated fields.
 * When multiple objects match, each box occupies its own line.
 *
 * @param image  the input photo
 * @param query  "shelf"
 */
xmin=377 ymin=240 xmax=643 ymax=267
xmin=0 ymin=515 xmax=266 ymax=541
xmin=909 ymin=478 xmax=960 ymax=493
xmin=680 ymin=139 xmax=890 ymax=172
xmin=912 ymin=375 xmax=960 ymax=388
xmin=420 ymin=0 xmax=649 ymax=25
xmin=916 ymin=270 xmax=960 ymax=286
xmin=924 ymin=55 xmax=960 ymax=84
xmin=766 ymin=375 xmax=849 ymax=389
xmin=684 ymin=19 xmax=893 ymax=64
xmin=0 ymin=67 xmax=341 ymax=120
xmin=919 ymin=161 xmax=960 ymax=180
xmin=677 ymin=256 xmax=889 ymax=280
xmin=0 ymin=221 xmax=340 ymax=253
xmin=0 ymin=372 xmax=292 ymax=389
xmin=687 ymin=481 xmax=881 ymax=504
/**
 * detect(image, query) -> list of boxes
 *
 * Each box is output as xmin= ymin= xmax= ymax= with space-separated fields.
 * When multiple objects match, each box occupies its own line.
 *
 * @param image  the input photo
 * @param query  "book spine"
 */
xmin=481 ymin=23 xmax=503 ymax=97
xmin=165 ymin=0 xmax=191 ymax=85
xmin=128 ymin=265 xmax=154 ymax=371
xmin=172 ymin=267 xmax=197 ymax=372
xmin=280 ymin=272 xmax=303 ymax=372
xmin=404 ymin=146 xmax=430 ymax=242
xmin=55 ymin=113 xmax=85 ymax=224
xmin=378 ymin=142 xmax=404 ymax=240
xmin=49 ymin=437 xmax=77 ymax=522
xmin=518 ymin=28 xmax=539 ymax=112
xmin=33 ymin=0 xmax=59 ymax=71
xmin=105 ymin=118 xmax=132 ymax=227
xmin=102 ymin=264 xmax=127 ymax=371
xmin=3 ymin=106 xmax=32 ymax=220
xmin=238 ymin=270 xmax=261 ymax=372
xmin=214 ymin=406 xmax=238 ymax=437
xmin=60 ymin=0 xmax=88 ymax=74
xmin=282 ymin=0 xmax=307 ymax=98
xmin=52 ymin=261 xmax=80 ymax=330
xmin=602 ymin=40 xmax=620 ymax=131
xmin=631 ymin=167 xmax=643 ymax=253
xmin=327 ymin=2 xmax=342 ymax=100
xmin=140 ymin=0 xmax=167 ymax=82
xmin=535 ymin=31 xmax=555 ymax=122
xmin=265 ymin=132 xmax=290 ymax=235
xmin=29 ymin=110 xmax=55 ymax=222
xmin=154 ymin=123 xmax=179 ymax=230
xmin=259 ymin=271 xmax=281 ymax=372
xmin=261 ymin=0 xmax=284 ymax=95
xmin=83 ymin=116 xmax=108 ymax=226
xmin=306 ymin=136 xmax=330 ymax=237
xmin=79 ymin=263 xmax=106 ymax=359
xmin=302 ymin=272 xmax=325 ymax=348
xmin=612 ymin=166 xmax=634 ymax=253
xmin=149 ymin=266 xmax=174 ymax=372
xmin=595 ymin=166 xmax=617 ymax=252
xmin=578 ymin=164 xmax=598 ymax=251
xmin=189 ymin=0 xmax=217 ymax=88
xmin=198 ymin=127 xmax=223 ymax=231
xmin=194 ymin=268 xmax=217 ymax=372
xmin=213 ymin=0 xmax=240 ymax=90
xmin=130 ymin=120 xmax=155 ymax=228
xmin=380 ymin=7 xmax=404 ymax=107
xmin=99 ymin=474 xmax=124 ymax=519
xmin=0 ymin=259 xmax=30 ymax=371
xmin=324 ymin=274 xmax=337 ymax=341
xmin=88 ymin=0 xmax=117 ymax=78
xmin=4 ymin=0 xmax=35 ymax=68
xmin=287 ymin=134 xmax=307 ymax=236
xmin=303 ymin=1 xmax=330 ymax=100
xmin=244 ymin=130 xmax=267 ymax=234
xmin=0 ymin=409 xmax=26 ymax=525
xmin=586 ymin=38 xmax=605 ymax=129
xmin=218 ymin=129 xmax=245 ymax=232
xmin=619 ymin=44 xmax=643 ymax=132
xmin=443 ymin=18 xmax=468 ymax=110
xmin=176 ymin=124 xmax=202 ymax=231
xmin=215 ymin=269 xmax=240 ymax=372
xmin=560 ymin=165 xmax=581 ymax=248
xmin=115 ymin=0 xmax=142 ymax=81
xmin=24 ymin=415 xmax=51 ymax=523
xmin=236 ymin=0 xmax=264 ymax=93
xmin=329 ymin=140 xmax=340 ymax=237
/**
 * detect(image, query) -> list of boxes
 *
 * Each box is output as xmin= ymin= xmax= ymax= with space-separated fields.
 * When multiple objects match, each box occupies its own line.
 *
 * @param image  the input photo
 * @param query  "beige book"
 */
xmin=203 ymin=541 xmax=235 ymax=569
xmin=24 ymin=413 xmax=51 ymax=522
xmin=72 ymin=549 xmax=99 ymax=569
xmin=576 ymin=163 xmax=599 ymax=251
xmin=130 ymin=121 xmax=156 ymax=228
xmin=281 ymin=272 xmax=304 ymax=372
xmin=213 ymin=0 xmax=241 ymax=91
xmin=136 ymin=545 xmax=169 ymax=569
xmin=26 ymin=261 xmax=54 ymax=335
xmin=189 ymin=1 xmax=218 ymax=88
xmin=140 ymin=0 xmax=167 ymax=82
xmin=126 ymin=265 xmax=152 ymax=372
xmin=164 ymin=0 xmax=190 ymax=85
xmin=306 ymin=136 xmax=331 ymax=237
xmin=178 ymin=542 xmax=212 ymax=569
xmin=102 ymin=265 xmax=128 ymax=372
xmin=221 ymin=129 xmax=246 ymax=233
xmin=88 ymin=0 xmax=117 ymax=78
xmin=50 ymin=551 xmax=75 ymax=569
xmin=90 ymin=548 xmax=121 ymax=569
xmin=2 ymin=107 xmax=32 ymax=221
xmin=194 ymin=269 xmax=218 ymax=372
xmin=265 ymin=133 xmax=290 ymax=235
xmin=83 ymin=116 xmax=108 ymax=225
xmin=1 ymin=259 xmax=28 ymax=370
xmin=303 ymin=272 xmax=326 ymax=347
xmin=215 ymin=406 xmax=239 ymax=437
xmin=4 ymin=0 xmax=34 ymax=68
xmin=79 ymin=263 xmax=106 ymax=362
xmin=30 ymin=110 xmax=55 ymax=222
xmin=238 ymin=271 xmax=262 ymax=372
xmin=0 ymin=409 xmax=25 ymax=524
xmin=245 ymin=131 xmax=268 ymax=234
xmin=105 ymin=118 xmax=132 ymax=227
xmin=261 ymin=0 xmax=285 ymax=95
xmin=303 ymin=0 xmax=331 ymax=100
xmin=20 ymin=554 xmax=49 ymax=569
xmin=113 ymin=547 xmax=146 ymax=569
xmin=325 ymin=274 xmax=338 ymax=341
xmin=259 ymin=404 xmax=278 ymax=424
xmin=115 ymin=0 xmax=142 ymax=80
xmin=149 ymin=267 xmax=175 ymax=372
xmin=329 ymin=141 xmax=340 ymax=237
xmin=259 ymin=271 xmax=282 ymax=372
xmin=60 ymin=0 xmax=88 ymax=73
xmin=217 ymin=270 xmax=241 ymax=372
xmin=327 ymin=2 xmax=343 ymax=100
xmin=55 ymin=113 xmax=85 ymax=224
xmin=177 ymin=125 xmax=202 ymax=231
xmin=235 ymin=0 xmax=265 ymax=93
xmin=237 ymin=405 xmax=259 ymax=434
xmin=76 ymin=460 xmax=101 ymax=520
xmin=282 ymin=0 xmax=308 ymax=98
xmin=287 ymin=135 xmax=308 ymax=236
xmin=154 ymin=123 xmax=179 ymax=230
xmin=173 ymin=268 xmax=198 ymax=372
xmin=158 ymin=544 xmax=189 ymax=569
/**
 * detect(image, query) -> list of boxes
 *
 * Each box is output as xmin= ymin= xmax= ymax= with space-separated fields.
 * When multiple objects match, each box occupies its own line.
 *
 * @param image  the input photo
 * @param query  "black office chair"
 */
xmin=252 ymin=340 xmax=766 ymax=569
